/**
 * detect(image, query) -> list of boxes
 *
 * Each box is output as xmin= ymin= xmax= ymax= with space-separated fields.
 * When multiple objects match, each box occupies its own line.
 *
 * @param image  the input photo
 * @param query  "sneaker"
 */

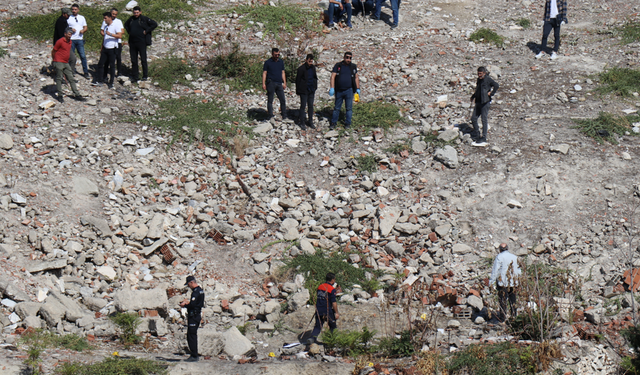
xmin=370 ymin=15 xmax=380 ymax=21
xmin=91 ymin=81 xmax=103 ymax=87
xmin=83 ymin=73 xmax=90 ymax=79
xmin=344 ymin=123 xmax=351 ymax=129
xmin=299 ymin=123 xmax=307 ymax=131
xmin=346 ymin=22 xmax=353 ymax=28
xmin=390 ymin=23 xmax=398 ymax=29
xmin=141 ymin=77 xmax=148 ymax=81
xmin=329 ymin=123 xmax=337 ymax=130
xmin=73 ymin=95 xmax=87 ymax=102
xmin=107 ymin=83 xmax=114 ymax=89
xmin=327 ymin=22 xmax=334 ymax=28
xmin=185 ymin=356 xmax=199 ymax=362
xmin=472 ymin=140 xmax=488 ymax=147
xmin=535 ymin=51 xmax=545 ymax=59
xmin=550 ymin=52 xmax=558 ymax=60
xmin=55 ymin=94 xmax=64 ymax=103
xmin=308 ymin=122 xmax=316 ymax=129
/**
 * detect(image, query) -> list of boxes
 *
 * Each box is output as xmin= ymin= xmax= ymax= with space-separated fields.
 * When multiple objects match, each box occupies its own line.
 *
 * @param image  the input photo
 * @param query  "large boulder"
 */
xmin=113 ymin=288 xmax=168 ymax=313
xmin=39 ymin=299 xmax=66 ymax=327
xmin=49 ymin=290 xmax=84 ymax=322
xmin=288 ymin=289 xmax=310 ymax=312
xmin=378 ymin=206 xmax=401 ymax=237
xmin=223 ymin=326 xmax=255 ymax=357
xmin=434 ymin=145 xmax=458 ymax=169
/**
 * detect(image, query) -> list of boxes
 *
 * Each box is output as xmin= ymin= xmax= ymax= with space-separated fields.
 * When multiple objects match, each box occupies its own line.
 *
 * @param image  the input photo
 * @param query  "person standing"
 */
xmin=92 ymin=12 xmax=123 ymax=89
xmin=101 ymin=8 xmax=123 ymax=79
xmin=329 ymin=52 xmax=360 ymax=130
xmin=180 ymin=276 xmax=204 ymax=362
xmin=262 ymin=48 xmax=287 ymax=120
xmin=469 ymin=66 xmax=499 ymax=147
xmin=67 ymin=4 xmax=89 ymax=78
xmin=53 ymin=8 xmax=77 ymax=71
xmin=489 ymin=243 xmax=521 ymax=322
xmin=295 ymin=54 xmax=318 ymax=130
xmin=535 ymin=0 xmax=567 ymax=60
xmin=309 ymin=273 xmax=339 ymax=343
xmin=372 ymin=0 xmax=401 ymax=29
xmin=327 ymin=0 xmax=353 ymax=28
xmin=51 ymin=28 xmax=86 ymax=103
xmin=124 ymin=6 xmax=158 ymax=82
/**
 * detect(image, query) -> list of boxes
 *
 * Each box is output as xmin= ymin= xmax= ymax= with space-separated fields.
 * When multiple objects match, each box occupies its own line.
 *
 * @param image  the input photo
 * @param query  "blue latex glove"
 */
xmin=329 ymin=88 xmax=335 ymax=96
xmin=356 ymin=89 xmax=361 ymax=95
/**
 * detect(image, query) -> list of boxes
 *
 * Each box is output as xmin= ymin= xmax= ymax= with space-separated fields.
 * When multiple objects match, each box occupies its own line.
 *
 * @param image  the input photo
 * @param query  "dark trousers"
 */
xmin=68 ymin=49 xmax=77 ymax=74
xmin=266 ymin=81 xmax=286 ymax=117
xmin=541 ymin=18 xmax=561 ymax=53
xmin=310 ymin=311 xmax=336 ymax=339
xmin=497 ymin=286 xmax=517 ymax=320
xmin=130 ymin=42 xmax=148 ymax=80
xmin=97 ymin=47 xmax=117 ymax=84
xmin=471 ymin=101 xmax=491 ymax=141
xmin=103 ymin=43 xmax=122 ymax=80
xmin=298 ymin=92 xmax=315 ymax=125
xmin=187 ymin=314 xmax=200 ymax=357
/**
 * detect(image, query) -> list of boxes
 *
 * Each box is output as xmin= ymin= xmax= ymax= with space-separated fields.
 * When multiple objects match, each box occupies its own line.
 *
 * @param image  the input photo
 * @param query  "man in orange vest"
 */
xmin=309 ymin=273 xmax=340 ymax=343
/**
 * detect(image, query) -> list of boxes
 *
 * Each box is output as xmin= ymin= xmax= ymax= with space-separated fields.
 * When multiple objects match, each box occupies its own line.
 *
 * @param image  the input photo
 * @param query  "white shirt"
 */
xmin=67 ymin=14 xmax=87 ymax=40
xmin=549 ymin=0 xmax=559 ymax=19
xmin=101 ymin=18 xmax=124 ymax=43
xmin=102 ymin=22 xmax=122 ymax=49
xmin=490 ymin=250 xmax=521 ymax=287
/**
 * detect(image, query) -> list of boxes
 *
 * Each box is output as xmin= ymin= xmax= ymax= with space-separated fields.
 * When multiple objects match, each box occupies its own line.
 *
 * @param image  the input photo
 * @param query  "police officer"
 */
xmin=180 ymin=275 xmax=204 ymax=362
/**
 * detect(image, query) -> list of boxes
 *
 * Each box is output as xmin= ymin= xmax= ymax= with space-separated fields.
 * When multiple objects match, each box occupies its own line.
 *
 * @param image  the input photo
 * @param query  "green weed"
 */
xmin=377 ymin=330 xmax=415 ymax=357
xmin=139 ymin=96 xmax=248 ymax=148
xmin=469 ymin=28 xmax=505 ymax=47
xmin=355 ymin=155 xmax=378 ymax=173
xmin=20 ymin=330 xmax=92 ymax=375
xmin=384 ymin=140 xmax=413 ymax=155
xmin=516 ymin=18 xmax=531 ymax=29
xmin=447 ymin=342 xmax=532 ymax=375
xmin=595 ymin=67 xmax=640 ymax=97
xmin=237 ymin=321 xmax=253 ymax=335
xmin=55 ymin=357 xmax=167 ymax=375
xmin=0 ymin=48 xmax=7 ymax=58
xmin=220 ymin=3 xmax=321 ymax=40
xmin=6 ymin=0 xmax=193 ymax=52
xmin=204 ymin=43 xmax=264 ymax=91
xmin=110 ymin=312 xmax=142 ymax=346
xmin=572 ymin=112 xmax=640 ymax=144
xmin=279 ymin=250 xmax=379 ymax=305
xmin=148 ymin=56 xmax=199 ymax=91
xmin=320 ymin=327 xmax=377 ymax=356
xmin=618 ymin=20 xmax=640 ymax=44
xmin=319 ymin=101 xmax=405 ymax=131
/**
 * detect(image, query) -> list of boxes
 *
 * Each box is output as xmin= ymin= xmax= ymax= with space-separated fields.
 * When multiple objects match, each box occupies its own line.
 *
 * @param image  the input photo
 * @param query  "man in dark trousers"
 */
xmin=92 ymin=12 xmax=123 ymax=89
xmin=53 ymin=8 xmax=77 ymax=72
xmin=124 ymin=6 xmax=157 ymax=82
xmin=535 ymin=0 xmax=567 ymax=60
xmin=469 ymin=66 xmax=499 ymax=147
xmin=101 ymin=8 xmax=123 ymax=79
xmin=330 ymin=52 xmax=360 ymax=130
xmin=180 ymin=276 xmax=204 ymax=362
xmin=489 ymin=243 xmax=521 ymax=322
xmin=262 ymin=48 xmax=287 ymax=120
xmin=309 ymin=273 xmax=340 ymax=344
xmin=295 ymin=54 xmax=317 ymax=130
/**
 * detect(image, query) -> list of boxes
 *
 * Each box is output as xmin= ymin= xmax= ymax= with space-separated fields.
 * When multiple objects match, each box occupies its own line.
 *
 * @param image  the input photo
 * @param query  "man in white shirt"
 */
xmin=101 ymin=8 xmax=124 ymax=79
xmin=92 ymin=12 xmax=123 ymax=89
xmin=489 ymin=243 xmax=521 ymax=321
xmin=67 ymin=4 xmax=89 ymax=78
xmin=535 ymin=0 xmax=568 ymax=60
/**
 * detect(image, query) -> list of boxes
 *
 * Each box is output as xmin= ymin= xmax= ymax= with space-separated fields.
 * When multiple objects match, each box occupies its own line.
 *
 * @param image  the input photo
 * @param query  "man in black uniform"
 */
xmin=180 ymin=275 xmax=204 ymax=362
xmin=53 ymin=8 xmax=77 ymax=73
xmin=124 ymin=6 xmax=157 ymax=82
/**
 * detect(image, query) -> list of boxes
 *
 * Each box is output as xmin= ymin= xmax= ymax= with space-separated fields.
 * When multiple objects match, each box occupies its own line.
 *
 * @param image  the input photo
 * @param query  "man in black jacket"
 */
xmin=124 ymin=6 xmax=157 ymax=82
xmin=53 ymin=8 xmax=77 ymax=73
xmin=180 ymin=276 xmax=205 ymax=362
xmin=295 ymin=54 xmax=318 ymax=130
xmin=469 ymin=66 xmax=499 ymax=147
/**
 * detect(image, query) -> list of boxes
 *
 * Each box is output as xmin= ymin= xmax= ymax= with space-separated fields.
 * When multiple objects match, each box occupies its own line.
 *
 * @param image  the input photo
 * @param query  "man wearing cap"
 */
xmin=54 ymin=8 xmax=77 ymax=73
xmin=489 ymin=243 xmax=521 ymax=322
xmin=180 ymin=276 xmax=204 ymax=362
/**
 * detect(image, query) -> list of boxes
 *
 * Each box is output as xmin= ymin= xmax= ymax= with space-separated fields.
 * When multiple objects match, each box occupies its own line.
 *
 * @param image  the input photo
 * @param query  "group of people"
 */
xmin=51 ymin=4 xmax=157 ymax=101
xmin=325 ymin=0 xmax=401 ymax=29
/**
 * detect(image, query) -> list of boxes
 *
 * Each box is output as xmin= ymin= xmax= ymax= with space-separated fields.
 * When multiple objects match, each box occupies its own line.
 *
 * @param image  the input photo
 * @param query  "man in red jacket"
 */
xmin=51 ymin=28 xmax=86 ymax=103
xmin=309 ymin=273 xmax=340 ymax=343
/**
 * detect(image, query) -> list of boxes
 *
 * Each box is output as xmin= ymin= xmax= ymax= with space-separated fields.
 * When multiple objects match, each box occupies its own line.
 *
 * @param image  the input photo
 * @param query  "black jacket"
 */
xmin=124 ymin=15 xmax=157 ymax=45
xmin=295 ymin=63 xmax=317 ymax=95
xmin=54 ymin=15 xmax=68 ymax=43
xmin=186 ymin=286 xmax=205 ymax=315
xmin=471 ymin=75 xmax=499 ymax=104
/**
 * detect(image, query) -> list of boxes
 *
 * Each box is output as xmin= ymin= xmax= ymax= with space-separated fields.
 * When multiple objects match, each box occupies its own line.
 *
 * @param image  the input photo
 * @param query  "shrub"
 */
xmin=469 ymin=28 xmax=505 ymax=47
xmin=0 ymin=48 xmax=7 ymax=58
xmin=622 ymin=325 xmax=640 ymax=373
xmin=110 ymin=312 xmax=142 ymax=346
xmin=204 ymin=44 xmax=264 ymax=91
xmin=377 ymin=330 xmax=415 ymax=357
xmin=320 ymin=101 xmax=405 ymax=132
xmin=618 ymin=20 xmax=640 ymax=44
xmin=572 ymin=112 xmax=640 ymax=144
xmin=516 ymin=18 xmax=531 ymax=28
xmin=595 ymin=67 xmax=640 ymax=97
xmin=355 ymin=155 xmax=377 ymax=173
xmin=148 ymin=56 xmax=199 ymax=91
xmin=320 ymin=327 xmax=377 ymax=356
xmin=55 ymin=357 xmax=167 ymax=375
xmin=20 ymin=330 xmax=92 ymax=375
xmin=447 ymin=342 xmax=533 ymax=375
xmin=221 ymin=3 xmax=321 ymax=40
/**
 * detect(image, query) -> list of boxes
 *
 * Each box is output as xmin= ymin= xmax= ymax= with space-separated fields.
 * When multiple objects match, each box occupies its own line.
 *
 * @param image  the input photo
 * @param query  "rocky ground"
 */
xmin=0 ymin=0 xmax=640 ymax=374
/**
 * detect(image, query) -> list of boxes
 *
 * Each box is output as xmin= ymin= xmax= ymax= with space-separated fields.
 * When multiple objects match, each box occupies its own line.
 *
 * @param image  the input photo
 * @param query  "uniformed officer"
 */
xmin=180 ymin=275 xmax=205 ymax=362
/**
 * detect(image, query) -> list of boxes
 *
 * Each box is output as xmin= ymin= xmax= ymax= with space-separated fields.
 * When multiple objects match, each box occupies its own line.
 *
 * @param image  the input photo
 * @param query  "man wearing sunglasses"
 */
xmin=101 ymin=8 xmax=123 ymax=79
xmin=329 ymin=52 xmax=360 ymax=130
xmin=67 ymin=4 xmax=89 ymax=79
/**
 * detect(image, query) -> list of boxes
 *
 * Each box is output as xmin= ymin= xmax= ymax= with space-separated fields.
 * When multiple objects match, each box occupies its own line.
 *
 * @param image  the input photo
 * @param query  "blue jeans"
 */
xmin=352 ymin=0 xmax=374 ymax=15
xmin=332 ymin=89 xmax=353 ymax=126
xmin=71 ymin=39 xmax=88 ymax=74
xmin=374 ymin=0 xmax=385 ymax=19
xmin=390 ymin=0 xmax=400 ymax=25
xmin=328 ymin=2 xmax=352 ymax=25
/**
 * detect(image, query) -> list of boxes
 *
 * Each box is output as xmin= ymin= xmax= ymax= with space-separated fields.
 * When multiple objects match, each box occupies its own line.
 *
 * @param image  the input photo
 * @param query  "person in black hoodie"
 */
xmin=295 ymin=54 xmax=318 ymax=130
xmin=53 ymin=8 xmax=77 ymax=73
xmin=469 ymin=66 xmax=499 ymax=147
xmin=124 ymin=6 xmax=157 ymax=82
